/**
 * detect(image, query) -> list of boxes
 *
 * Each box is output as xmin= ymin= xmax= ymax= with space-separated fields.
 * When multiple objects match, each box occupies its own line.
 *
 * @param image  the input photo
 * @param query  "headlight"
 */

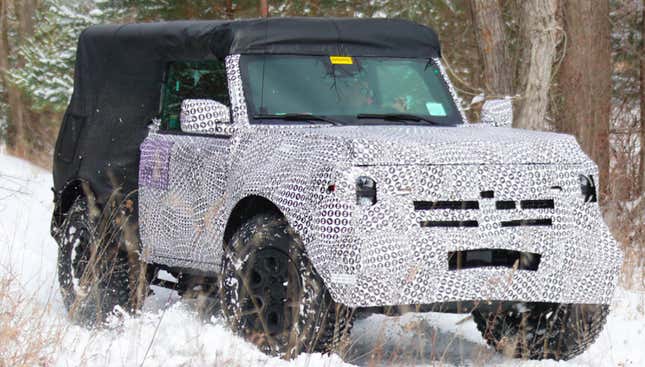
xmin=356 ymin=176 xmax=377 ymax=206
xmin=579 ymin=174 xmax=597 ymax=203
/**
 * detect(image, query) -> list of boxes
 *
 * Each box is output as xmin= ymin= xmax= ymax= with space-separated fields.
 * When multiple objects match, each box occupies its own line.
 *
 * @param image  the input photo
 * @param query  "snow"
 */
xmin=470 ymin=93 xmax=485 ymax=105
xmin=1 ymin=152 xmax=644 ymax=366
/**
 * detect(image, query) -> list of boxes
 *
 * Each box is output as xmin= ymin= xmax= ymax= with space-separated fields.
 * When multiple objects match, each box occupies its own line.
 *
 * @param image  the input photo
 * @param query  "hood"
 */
xmin=298 ymin=124 xmax=590 ymax=165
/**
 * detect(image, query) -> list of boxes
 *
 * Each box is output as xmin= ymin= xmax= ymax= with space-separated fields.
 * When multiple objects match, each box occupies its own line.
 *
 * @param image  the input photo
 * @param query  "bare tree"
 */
xmin=469 ymin=0 xmax=513 ymax=96
xmin=558 ymin=0 xmax=612 ymax=196
xmin=513 ymin=0 xmax=559 ymax=131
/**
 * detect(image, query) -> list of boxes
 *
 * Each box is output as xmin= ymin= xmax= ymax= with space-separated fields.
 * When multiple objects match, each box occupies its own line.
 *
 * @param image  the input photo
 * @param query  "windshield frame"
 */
xmin=238 ymin=54 xmax=465 ymax=126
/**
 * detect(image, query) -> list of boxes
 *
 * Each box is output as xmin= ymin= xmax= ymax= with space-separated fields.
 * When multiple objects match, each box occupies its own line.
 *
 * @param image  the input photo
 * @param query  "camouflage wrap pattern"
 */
xmin=179 ymin=99 xmax=232 ymax=135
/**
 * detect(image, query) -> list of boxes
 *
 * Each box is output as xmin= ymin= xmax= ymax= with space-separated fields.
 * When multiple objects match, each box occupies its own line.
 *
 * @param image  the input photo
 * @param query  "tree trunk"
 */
xmin=0 ymin=0 xmax=38 ymax=159
xmin=16 ymin=0 xmax=36 ymax=45
xmin=0 ymin=0 xmax=27 ymax=157
xmin=259 ymin=0 xmax=268 ymax=17
xmin=513 ymin=0 xmax=558 ymax=131
xmin=310 ymin=0 xmax=320 ymax=16
xmin=225 ymin=0 xmax=233 ymax=19
xmin=639 ymin=4 xmax=645 ymax=200
xmin=557 ymin=0 xmax=612 ymax=197
xmin=469 ymin=0 xmax=513 ymax=96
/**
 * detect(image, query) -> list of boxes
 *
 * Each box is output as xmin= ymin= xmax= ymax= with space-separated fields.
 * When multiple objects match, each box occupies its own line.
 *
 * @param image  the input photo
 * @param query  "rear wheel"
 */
xmin=472 ymin=303 xmax=609 ymax=360
xmin=220 ymin=213 xmax=354 ymax=358
xmin=57 ymin=197 xmax=146 ymax=325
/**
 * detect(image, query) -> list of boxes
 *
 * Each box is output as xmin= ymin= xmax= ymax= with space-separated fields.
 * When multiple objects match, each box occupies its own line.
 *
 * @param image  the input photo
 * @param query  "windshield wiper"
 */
xmin=356 ymin=113 xmax=443 ymax=126
xmin=253 ymin=113 xmax=342 ymax=126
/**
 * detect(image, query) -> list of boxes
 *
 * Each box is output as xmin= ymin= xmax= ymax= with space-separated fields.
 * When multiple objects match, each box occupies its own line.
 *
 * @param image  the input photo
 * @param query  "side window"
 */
xmin=160 ymin=61 xmax=229 ymax=130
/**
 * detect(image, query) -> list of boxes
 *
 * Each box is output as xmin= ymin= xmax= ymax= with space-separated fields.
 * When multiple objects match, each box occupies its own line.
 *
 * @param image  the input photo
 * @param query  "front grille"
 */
xmin=415 ymin=190 xmax=555 ymax=229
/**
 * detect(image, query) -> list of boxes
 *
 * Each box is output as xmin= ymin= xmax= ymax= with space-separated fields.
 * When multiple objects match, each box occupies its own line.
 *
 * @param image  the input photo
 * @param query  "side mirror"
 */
xmin=481 ymin=98 xmax=512 ymax=128
xmin=180 ymin=99 xmax=231 ymax=134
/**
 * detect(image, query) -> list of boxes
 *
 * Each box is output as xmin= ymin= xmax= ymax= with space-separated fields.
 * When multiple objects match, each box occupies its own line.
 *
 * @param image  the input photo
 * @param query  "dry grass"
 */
xmin=341 ymin=315 xmax=496 ymax=366
xmin=606 ymin=106 xmax=645 ymax=290
xmin=606 ymin=199 xmax=645 ymax=290
xmin=0 ymin=271 xmax=64 ymax=367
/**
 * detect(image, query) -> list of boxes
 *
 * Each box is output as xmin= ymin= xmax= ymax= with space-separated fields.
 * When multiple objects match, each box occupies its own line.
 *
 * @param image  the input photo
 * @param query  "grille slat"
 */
xmin=501 ymin=218 xmax=552 ymax=227
xmin=495 ymin=201 xmax=516 ymax=210
xmin=419 ymin=220 xmax=478 ymax=228
xmin=520 ymin=199 xmax=555 ymax=209
xmin=414 ymin=201 xmax=479 ymax=210
xmin=480 ymin=190 xmax=495 ymax=199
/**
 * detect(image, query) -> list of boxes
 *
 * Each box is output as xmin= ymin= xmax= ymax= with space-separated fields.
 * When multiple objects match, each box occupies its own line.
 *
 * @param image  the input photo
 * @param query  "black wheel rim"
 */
xmin=237 ymin=247 xmax=302 ymax=344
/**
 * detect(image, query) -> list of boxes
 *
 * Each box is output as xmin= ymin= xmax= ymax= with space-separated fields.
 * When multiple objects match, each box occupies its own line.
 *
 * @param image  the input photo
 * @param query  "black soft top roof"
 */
xmin=53 ymin=17 xmax=442 ymax=209
xmin=83 ymin=17 xmax=440 ymax=59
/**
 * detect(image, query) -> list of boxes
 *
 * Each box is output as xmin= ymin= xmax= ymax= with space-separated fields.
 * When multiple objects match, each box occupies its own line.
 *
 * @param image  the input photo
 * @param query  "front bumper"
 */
xmin=305 ymin=164 xmax=622 ymax=308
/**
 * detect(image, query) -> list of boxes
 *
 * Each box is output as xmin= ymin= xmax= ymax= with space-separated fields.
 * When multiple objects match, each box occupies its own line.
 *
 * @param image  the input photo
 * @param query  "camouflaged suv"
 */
xmin=52 ymin=18 xmax=622 ymax=360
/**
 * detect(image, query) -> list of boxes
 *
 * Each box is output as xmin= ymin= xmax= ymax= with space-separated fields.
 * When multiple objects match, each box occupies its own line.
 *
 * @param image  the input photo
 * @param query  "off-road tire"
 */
xmin=220 ymin=213 xmax=354 ymax=359
xmin=57 ymin=197 xmax=146 ymax=326
xmin=472 ymin=303 xmax=609 ymax=360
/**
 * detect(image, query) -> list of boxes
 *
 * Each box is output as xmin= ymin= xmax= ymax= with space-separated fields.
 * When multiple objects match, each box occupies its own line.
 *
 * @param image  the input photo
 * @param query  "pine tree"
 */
xmin=122 ymin=0 xmax=231 ymax=20
xmin=9 ymin=0 xmax=126 ymax=112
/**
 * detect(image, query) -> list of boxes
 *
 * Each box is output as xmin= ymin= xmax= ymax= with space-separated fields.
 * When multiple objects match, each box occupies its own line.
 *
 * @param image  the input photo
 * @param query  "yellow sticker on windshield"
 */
xmin=330 ymin=56 xmax=353 ymax=65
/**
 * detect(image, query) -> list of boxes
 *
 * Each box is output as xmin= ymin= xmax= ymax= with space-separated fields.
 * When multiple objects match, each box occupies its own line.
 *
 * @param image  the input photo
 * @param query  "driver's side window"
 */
xmin=160 ymin=60 xmax=229 ymax=131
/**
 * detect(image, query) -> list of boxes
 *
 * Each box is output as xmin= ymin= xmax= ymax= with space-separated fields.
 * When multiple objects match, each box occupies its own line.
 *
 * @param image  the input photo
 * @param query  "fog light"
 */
xmin=579 ymin=174 xmax=597 ymax=203
xmin=356 ymin=176 xmax=376 ymax=206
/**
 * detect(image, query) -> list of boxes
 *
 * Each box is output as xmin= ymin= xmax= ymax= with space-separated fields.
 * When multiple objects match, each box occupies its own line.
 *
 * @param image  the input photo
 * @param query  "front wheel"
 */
xmin=472 ymin=303 xmax=609 ymax=360
xmin=219 ymin=213 xmax=354 ymax=359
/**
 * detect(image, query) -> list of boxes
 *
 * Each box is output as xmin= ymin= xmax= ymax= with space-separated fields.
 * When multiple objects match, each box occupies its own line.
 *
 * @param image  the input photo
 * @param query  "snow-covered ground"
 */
xmin=1 ymin=152 xmax=643 ymax=366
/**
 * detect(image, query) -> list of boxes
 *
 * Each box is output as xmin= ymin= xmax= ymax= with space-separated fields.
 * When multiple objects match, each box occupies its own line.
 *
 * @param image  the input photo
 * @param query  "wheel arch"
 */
xmin=222 ymin=195 xmax=287 ymax=247
xmin=52 ymin=178 xmax=96 ymax=228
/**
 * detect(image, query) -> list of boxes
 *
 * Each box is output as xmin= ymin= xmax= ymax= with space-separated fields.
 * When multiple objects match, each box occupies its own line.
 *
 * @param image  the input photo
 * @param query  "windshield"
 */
xmin=240 ymin=55 xmax=463 ymax=126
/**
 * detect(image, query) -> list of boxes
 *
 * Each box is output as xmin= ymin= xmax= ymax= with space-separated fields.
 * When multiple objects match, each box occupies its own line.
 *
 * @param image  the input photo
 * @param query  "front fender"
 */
xmin=216 ymin=129 xmax=355 ymax=281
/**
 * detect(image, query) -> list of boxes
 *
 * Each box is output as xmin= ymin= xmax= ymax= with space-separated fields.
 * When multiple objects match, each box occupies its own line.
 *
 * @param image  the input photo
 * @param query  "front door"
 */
xmin=139 ymin=60 xmax=233 ymax=268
